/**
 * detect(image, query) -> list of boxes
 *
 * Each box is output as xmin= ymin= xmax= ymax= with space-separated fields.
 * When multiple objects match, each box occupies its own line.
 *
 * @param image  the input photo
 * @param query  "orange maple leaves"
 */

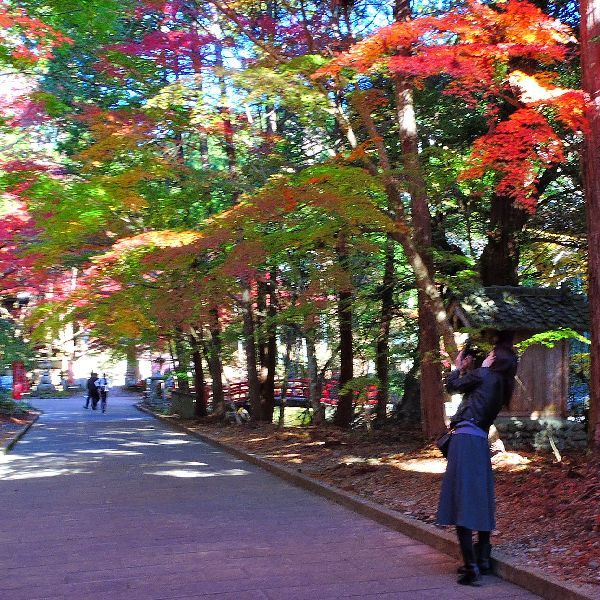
xmin=319 ymin=0 xmax=572 ymax=89
xmin=317 ymin=0 xmax=586 ymax=211
xmin=0 ymin=5 xmax=71 ymax=63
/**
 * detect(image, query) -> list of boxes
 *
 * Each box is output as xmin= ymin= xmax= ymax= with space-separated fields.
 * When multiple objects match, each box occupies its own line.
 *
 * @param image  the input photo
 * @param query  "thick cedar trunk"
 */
xmin=257 ymin=277 xmax=277 ymax=422
xmin=375 ymin=238 xmax=394 ymax=421
xmin=335 ymin=287 xmax=354 ymax=428
xmin=264 ymin=275 xmax=277 ymax=421
xmin=259 ymin=73 xmax=277 ymax=423
xmin=353 ymin=82 xmax=457 ymax=371
xmin=305 ymin=317 xmax=325 ymax=425
xmin=190 ymin=334 xmax=208 ymax=418
xmin=257 ymin=281 xmax=268 ymax=367
xmin=394 ymin=91 xmax=446 ymax=437
xmin=241 ymin=280 xmax=261 ymax=416
xmin=333 ymin=233 xmax=354 ymax=428
xmin=480 ymin=194 xmax=529 ymax=286
xmin=192 ymin=348 xmax=208 ymax=417
xmin=263 ymin=333 xmax=276 ymax=421
xmin=581 ymin=0 xmax=600 ymax=448
xmin=256 ymin=281 xmax=268 ymax=417
xmin=208 ymin=308 xmax=225 ymax=415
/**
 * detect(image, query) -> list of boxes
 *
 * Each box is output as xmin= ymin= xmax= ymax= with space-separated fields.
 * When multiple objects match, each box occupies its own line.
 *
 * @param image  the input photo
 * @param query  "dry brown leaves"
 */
xmin=0 ymin=410 xmax=38 ymax=447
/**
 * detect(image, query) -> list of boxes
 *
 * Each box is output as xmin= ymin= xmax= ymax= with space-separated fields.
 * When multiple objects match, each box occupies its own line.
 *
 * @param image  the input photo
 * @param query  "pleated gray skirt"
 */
xmin=436 ymin=432 xmax=496 ymax=531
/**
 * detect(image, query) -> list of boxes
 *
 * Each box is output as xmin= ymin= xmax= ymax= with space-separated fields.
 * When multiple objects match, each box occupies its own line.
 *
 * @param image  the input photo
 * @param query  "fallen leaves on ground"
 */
xmin=174 ymin=417 xmax=599 ymax=591
xmin=0 ymin=410 xmax=38 ymax=447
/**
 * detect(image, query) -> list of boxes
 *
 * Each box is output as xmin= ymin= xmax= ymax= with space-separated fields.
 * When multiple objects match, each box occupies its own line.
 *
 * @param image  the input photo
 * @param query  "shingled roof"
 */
xmin=448 ymin=286 xmax=589 ymax=332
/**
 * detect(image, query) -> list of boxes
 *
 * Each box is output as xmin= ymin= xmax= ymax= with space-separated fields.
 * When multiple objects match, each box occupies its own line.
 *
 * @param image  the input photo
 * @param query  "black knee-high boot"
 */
xmin=456 ymin=526 xmax=481 ymax=586
xmin=458 ymin=530 xmax=493 ymax=575
xmin=476 ymin=530 xmax=492 ymax=574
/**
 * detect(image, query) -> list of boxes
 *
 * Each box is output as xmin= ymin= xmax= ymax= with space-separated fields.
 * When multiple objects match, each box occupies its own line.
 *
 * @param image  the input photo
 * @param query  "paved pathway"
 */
xmin=0 ymin=393 xmax=540 ymax=600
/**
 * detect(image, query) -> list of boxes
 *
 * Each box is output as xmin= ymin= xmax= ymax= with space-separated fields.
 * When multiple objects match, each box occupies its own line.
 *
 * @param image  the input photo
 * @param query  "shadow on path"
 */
xmin=0 ymin=394 xmax=539 ymax=600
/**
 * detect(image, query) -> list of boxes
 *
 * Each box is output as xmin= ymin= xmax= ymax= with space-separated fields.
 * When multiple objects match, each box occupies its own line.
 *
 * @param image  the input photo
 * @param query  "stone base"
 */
xmin=171 ymin=391 xmax=196 ymax=419
xmin=495 ymin=417 xmax=588 ymax=451
xmin=36 ymin=383 xmax=57 ymax=394
xmin=143 ymin=399 xmax=170 ymax=413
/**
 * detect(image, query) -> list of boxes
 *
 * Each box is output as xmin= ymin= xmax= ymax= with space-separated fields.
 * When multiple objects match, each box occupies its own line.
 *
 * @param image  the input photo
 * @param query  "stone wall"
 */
xmin=495 ymin=417 xmax=588 ymax=451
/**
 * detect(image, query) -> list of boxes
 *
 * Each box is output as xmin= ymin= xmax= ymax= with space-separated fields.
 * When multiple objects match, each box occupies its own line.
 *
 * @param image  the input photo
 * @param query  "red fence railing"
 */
xmin=221 ymin=378 xmax=378 ymax=407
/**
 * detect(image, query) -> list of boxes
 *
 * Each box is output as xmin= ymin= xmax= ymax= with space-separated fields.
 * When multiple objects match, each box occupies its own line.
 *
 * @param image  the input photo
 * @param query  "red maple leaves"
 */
xmin=0 ymin=5 xmax=71 ymax=64
xmin=318 ymin=0 xmax=585 ymax=211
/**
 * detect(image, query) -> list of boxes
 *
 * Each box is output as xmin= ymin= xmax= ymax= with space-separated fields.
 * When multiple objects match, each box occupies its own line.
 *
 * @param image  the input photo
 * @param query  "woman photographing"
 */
xmin=437 ymin=339 xmax=518 ymax=586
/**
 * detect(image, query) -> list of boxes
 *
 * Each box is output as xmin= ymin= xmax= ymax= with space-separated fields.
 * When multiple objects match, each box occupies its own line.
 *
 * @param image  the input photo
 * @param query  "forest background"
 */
xmin=0 ymin=0 xmax=599 ymax=445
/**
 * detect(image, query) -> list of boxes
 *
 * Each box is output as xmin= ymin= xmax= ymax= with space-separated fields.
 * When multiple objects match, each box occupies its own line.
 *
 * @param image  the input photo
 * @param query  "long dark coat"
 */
xmin=436 ymin=367 xmax=506 ymax=532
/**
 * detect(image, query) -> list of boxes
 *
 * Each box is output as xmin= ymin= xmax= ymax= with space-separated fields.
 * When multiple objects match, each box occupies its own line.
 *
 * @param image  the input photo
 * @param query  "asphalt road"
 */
xmin=0 ymin=392 xmax=540 ymax=599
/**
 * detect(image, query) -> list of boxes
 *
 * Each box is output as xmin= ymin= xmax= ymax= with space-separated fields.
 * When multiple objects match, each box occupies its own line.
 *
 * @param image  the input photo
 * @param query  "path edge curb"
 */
xmin=136 ymin=404 xmax=595 ymax=600
xmin=2 ymin=411 xmax=41 ymax=454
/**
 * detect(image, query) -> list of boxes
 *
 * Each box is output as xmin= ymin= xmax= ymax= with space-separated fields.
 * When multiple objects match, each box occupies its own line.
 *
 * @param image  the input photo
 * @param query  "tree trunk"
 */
xmin=393 ymin=74 xmax=446 ymax=437
xmin=256 ymin=280 xmax=268 ymax=367
xmin=333 ymin=232 xmax=354 ymax=428
xmin=278 ymin=326 xmax=295 ymax=428
xmin=241 ymin=279 xmax=261 ymax=416
xmin=190 ymin=334 xmax=208 ymax=418
xmin=396 ymin=353 xmax=421 ymax=423
xmin=124 ymin=345 xmax=140 ymax=387
xmin=305 ymin=316 xmax=325 ymax=425
xmin=256 ymin=280 xmax=269 ymax=418
xmin=173 ymin=329 xmax=190 ymax=393
xmin=581 ymin=0 xmax=600 ymax=448
xmin=480 ymin=194 xmax=529 ymax=286
xmin=263 ymin=274 xmax=278 ymax=421
xmin=215 ymin=42 xmax=237 ymax=184
xmin=256 ymin=277 xmax=277 ymax=422
xmin=207 ymin=308 xmax=226 ymax=415
xmin=375 ymin=237 xmax=394 ymax=422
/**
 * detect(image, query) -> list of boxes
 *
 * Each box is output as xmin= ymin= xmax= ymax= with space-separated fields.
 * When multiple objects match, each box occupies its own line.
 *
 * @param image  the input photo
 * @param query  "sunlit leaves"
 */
xmin=318 ymin=0 xmax=584 ymax=211
xmin=320 ymin=0 xmax=573 ymax=87
xmin=0 ymin=3 xmax=71 ymax=68
xmin=461 ymin=108 xmax=565 ymax=211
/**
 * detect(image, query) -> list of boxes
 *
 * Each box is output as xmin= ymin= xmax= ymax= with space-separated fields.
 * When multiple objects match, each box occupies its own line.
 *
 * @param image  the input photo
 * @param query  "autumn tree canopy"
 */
xmin=0 ymin=0 xmax=596 ymax=442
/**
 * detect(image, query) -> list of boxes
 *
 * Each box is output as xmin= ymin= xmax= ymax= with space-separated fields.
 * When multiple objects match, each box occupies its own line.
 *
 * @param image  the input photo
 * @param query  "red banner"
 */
xmin=12 ymin=361 xmax=28 ymax=400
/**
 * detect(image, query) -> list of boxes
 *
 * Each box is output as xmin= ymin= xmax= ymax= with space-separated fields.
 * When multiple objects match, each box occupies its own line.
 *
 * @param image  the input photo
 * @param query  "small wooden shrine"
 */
xmin=447 ymin=286 xmax=589 ymax=418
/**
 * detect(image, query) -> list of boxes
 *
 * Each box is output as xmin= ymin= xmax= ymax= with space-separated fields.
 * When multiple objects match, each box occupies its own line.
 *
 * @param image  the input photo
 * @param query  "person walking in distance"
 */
xmin=437 ymin=341 xmax=518 ymax=586
xmin=84 ymin=372 xmax=100 ymax=410
xmin=95 ymin=373 xmax=109 ymax=413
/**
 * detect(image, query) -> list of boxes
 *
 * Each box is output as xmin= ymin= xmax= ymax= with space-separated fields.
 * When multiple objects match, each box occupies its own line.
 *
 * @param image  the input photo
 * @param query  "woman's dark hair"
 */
xmin=489 ymin=346 xmax=519 ymax=407
xmin=494 ymin=330 xmax=515 ymax=348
